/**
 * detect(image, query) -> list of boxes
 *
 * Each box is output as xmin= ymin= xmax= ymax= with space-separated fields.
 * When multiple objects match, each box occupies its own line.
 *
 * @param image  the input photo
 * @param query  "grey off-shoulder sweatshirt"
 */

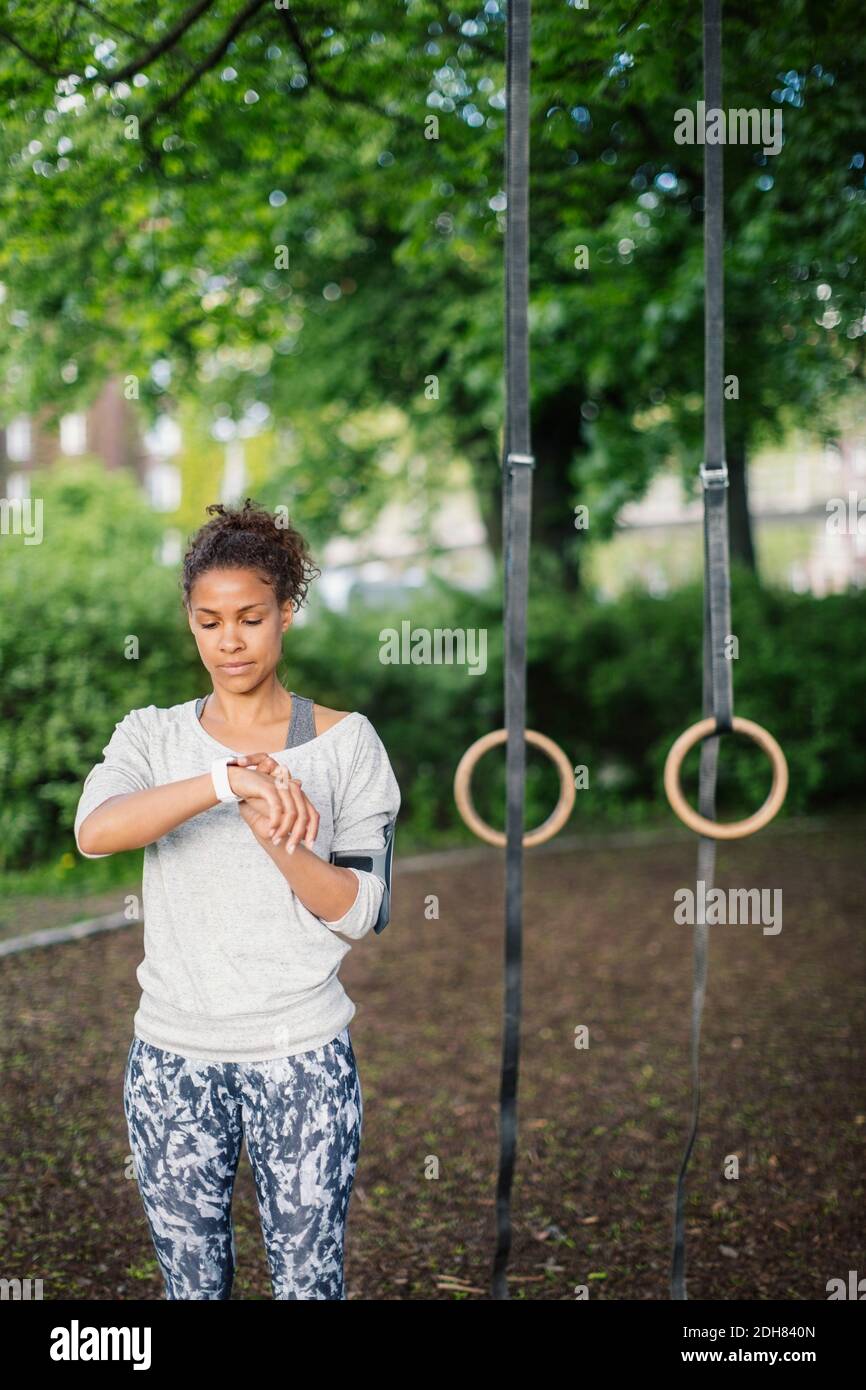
xmin=73 ymin=695 xmax=401 ymax=1063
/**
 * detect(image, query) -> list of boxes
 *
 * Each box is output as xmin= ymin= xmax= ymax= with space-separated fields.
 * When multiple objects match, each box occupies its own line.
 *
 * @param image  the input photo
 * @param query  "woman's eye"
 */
xmin=200 ymin=619 xmax=261 ymax=628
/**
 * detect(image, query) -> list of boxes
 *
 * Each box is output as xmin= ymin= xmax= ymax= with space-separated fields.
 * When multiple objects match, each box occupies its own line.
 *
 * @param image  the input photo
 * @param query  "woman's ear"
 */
xmin=281 ymin=602 xmax=294 ymax=635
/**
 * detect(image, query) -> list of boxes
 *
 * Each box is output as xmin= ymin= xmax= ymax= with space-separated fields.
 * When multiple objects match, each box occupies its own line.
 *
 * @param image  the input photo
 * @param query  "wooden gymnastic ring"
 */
xmin=454 ymin=728 xmax=576 ymax=848
xmin=664 ymin=715 xmax=788 ymax=841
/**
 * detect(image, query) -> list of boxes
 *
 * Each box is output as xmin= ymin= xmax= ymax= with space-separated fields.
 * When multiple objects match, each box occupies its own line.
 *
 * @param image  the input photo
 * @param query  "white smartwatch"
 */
xmin=211 ymin=756 xmax=241 ymax=803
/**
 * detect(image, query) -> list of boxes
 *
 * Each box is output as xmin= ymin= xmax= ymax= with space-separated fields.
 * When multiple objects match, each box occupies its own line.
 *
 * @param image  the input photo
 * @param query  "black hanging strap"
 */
xmin=670 ymin=0 xmax=734 ymax=1300
xmin=492 ymin=0 xmax=534 ymax=1301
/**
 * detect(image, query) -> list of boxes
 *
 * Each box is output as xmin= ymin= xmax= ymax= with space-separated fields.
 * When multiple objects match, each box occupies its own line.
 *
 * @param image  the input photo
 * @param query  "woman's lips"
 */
xmin=220 ymin=662 xmax=253 ymax=673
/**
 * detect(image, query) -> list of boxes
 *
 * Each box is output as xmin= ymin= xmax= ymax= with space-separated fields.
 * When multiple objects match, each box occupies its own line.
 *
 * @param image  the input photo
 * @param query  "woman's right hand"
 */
xmin=227 ymin=761 xmax=318 ymax=849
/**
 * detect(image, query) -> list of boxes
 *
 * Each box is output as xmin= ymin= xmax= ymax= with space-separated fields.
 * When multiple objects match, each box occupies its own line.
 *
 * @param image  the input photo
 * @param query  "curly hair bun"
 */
xmin=182 ymin=498 xmax=320 ymax=611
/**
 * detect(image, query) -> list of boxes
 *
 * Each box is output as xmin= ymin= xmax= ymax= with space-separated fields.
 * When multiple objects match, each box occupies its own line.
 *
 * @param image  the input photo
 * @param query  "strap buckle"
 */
xmin=699 ymin=461 xmax=729 ymax=489
xmin=507 ymin=452 xmax=536 ymax=469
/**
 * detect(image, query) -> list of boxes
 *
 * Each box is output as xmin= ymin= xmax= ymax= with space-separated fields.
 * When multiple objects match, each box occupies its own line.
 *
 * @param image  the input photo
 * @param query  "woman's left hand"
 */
xmin=234 ymin=752 xmax=320 ymax=853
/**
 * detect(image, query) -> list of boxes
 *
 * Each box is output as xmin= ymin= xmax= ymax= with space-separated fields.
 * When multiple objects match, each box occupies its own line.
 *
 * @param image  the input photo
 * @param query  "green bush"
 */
xmin=530 ymin=570 xmax=866 ymax=825
xmin=0 ymin=464 xmax=201 ymax=869
xmin=2 ymin=466 xmax=864 ymax=874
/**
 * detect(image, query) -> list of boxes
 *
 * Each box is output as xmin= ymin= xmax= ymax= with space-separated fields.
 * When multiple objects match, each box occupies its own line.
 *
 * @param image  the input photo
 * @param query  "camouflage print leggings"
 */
xmin=123 ymin=1026 xmax=362 ymax=1300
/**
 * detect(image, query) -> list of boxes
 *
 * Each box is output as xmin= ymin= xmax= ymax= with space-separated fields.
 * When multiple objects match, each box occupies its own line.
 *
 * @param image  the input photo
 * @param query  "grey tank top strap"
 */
xmin=194 ymin=692 xmax=317 ymax=748
xmin=285 ymin=692 xmax=317 ymax=748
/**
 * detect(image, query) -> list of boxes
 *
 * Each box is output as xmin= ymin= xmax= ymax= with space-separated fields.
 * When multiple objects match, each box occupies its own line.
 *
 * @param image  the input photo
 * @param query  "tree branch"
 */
xmin=141 ymin=0 xmax=271 ymax=131
xmin=275 ymin=8 xmax=414 ymax=127
xmin=69 ymin=0 xmax=152 ymax=51
xmin=1 ymin=2 xmax=418 ymax=133
xmin=0 ymin=24 xmax=63 ymax=77
xmin=0 ymin=0 xmax=217 ymax=86
xmin=109 ymin=0 xmax=218 ymax=83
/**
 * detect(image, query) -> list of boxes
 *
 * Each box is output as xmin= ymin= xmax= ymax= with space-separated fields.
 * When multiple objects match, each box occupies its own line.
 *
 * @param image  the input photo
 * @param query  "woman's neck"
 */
xmin=203 ymin=678 xmax=292 ymax=730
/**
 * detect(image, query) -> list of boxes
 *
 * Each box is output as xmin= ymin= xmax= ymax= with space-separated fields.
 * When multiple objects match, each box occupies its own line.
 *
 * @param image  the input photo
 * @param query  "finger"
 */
xmin=303 ymin=795 xmax=319 ymax=847
xmin=262 ymin=781 xmax=285 ymax=834
xmin=282 ymin=782 xmax=306 ymax=853
xmin=270 ymin=765 xmax=294 ymax=842
xmin=279 ymin=776 xmax=317 ymax=847
xmin=283 ymin=779 xmax=309 ymax=854
xmin=240 ymin=752 xmax=277 ymax=773
xmin=269 ymin=773 xmax=295 ymax=843
xmin=285 ymin=779 xmax=316 ymax=846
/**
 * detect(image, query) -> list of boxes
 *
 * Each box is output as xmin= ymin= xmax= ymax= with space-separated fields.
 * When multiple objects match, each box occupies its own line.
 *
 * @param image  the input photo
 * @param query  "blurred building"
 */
xmin=594 ymin=429 xmax=866 ymax=598
xmin=3 ymin=380 xmax=864 ymax=604
xmin=0 ymin=379 xmax=255 ymax=568
xmin=1 ymin=377 xmax=151 ymax=496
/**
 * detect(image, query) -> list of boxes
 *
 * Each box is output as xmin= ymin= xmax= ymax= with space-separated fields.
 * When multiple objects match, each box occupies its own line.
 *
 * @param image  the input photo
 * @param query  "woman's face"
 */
xmin=187 ymin=567 xmax=293 ymax=693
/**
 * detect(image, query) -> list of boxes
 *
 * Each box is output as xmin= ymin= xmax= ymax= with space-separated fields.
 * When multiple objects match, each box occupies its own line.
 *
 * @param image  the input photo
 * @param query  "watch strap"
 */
xmin=211 ymin=756 xmax=240 ymax=803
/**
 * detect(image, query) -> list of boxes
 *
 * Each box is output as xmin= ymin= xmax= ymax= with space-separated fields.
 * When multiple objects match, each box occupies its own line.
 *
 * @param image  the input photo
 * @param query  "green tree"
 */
xmin=0 ymin=1 xmax=863 ymax=582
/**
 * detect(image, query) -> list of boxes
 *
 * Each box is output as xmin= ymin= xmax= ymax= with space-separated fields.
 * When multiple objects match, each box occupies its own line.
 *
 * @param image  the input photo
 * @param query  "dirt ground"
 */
xmin=0 ymin=885 xmax=134 ymax=944
xmin=1 ymin=819 xmax=863 ymax=1300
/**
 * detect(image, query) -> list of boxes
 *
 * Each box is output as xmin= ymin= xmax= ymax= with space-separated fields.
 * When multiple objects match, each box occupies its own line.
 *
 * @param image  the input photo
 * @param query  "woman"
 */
xmin=74 ymin=499 xmax=401 ymax=1300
